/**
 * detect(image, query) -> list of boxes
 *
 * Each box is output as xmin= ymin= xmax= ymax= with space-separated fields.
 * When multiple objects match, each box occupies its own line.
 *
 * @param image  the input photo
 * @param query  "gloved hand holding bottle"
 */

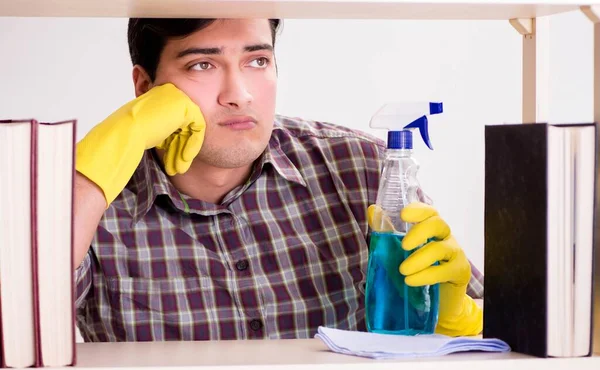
xmin=76 ymin=83 xmax=206 ymax=207
xmin=368 ymin=203 xmax=483 ymax=337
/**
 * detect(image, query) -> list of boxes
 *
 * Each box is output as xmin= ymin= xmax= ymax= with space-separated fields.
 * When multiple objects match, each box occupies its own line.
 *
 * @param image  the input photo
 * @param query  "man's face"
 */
xmin=153 ymin=19 xmax=277 ymax=169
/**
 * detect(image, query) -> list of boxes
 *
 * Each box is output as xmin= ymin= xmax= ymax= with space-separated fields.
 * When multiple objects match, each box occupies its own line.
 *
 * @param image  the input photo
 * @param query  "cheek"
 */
xmin=154 ymin=71 xmax=218 ymax=118
xmin=253 ymin=73 xmax=277 ymax=109
xmin=177 ymin=81 xmax=217 ymax=117
xmin=179 ymin=84 xmax=215 ymax=117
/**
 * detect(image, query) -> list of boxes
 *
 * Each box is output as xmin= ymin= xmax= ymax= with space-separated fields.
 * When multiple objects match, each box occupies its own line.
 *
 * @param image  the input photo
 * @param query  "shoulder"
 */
xmin=271 ymin=115 xmax=384 ymax=203
xmin=272 ymin=114 xmax=386 ymax=161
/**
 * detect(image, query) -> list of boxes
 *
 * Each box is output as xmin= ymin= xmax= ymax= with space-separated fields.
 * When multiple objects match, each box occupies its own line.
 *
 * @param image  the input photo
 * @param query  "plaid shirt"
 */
xmin=75 ymin=115 xmax=484 ymax=342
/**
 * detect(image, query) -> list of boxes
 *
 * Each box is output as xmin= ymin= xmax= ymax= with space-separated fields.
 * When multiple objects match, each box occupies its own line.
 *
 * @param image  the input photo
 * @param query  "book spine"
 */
xmin=30 ymin=120 xmax=43 ymax=368
xmin=70 ymin=120 xmax=77 ymax=366
xmin=483 ymin=123 xmax=549 ymax=357
xmin=593 ymin=122 xmax=600 ymax=356
xmin=0 ymin=277 xmax=4 ymax=368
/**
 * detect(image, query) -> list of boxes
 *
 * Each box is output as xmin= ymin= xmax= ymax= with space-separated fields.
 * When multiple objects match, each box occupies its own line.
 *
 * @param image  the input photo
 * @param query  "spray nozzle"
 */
xmin=369 ymin=102 xmax=443 ymax=150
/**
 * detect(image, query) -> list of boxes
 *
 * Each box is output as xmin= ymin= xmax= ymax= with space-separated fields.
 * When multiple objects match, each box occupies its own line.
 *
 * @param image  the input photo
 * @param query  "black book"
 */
xmin=483 ymin=122 xmax=599 ymax=358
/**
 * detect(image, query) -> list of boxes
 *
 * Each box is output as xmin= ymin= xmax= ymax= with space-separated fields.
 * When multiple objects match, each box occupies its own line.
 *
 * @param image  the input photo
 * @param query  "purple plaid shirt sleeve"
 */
xmin=74 ymin=252 xmax=93 ymax=308
xmin=75 ymin=115 xmax=484 ymax=342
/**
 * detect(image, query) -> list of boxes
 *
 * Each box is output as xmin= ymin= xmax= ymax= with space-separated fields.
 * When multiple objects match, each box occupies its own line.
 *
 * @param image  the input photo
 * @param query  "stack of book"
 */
xmin=0 ymin=119 xmax=76 ymax=367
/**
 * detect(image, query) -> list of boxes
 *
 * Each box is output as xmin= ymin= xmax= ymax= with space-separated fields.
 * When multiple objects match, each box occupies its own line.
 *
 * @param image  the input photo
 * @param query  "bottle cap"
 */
xmin=388 ymin=130 xmax=412 ymax=149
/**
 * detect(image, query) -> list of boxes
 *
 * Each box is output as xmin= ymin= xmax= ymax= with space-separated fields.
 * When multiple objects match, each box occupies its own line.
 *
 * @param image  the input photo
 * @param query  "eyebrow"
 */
xmin=176 ymin=43 xmax=273 ymax=59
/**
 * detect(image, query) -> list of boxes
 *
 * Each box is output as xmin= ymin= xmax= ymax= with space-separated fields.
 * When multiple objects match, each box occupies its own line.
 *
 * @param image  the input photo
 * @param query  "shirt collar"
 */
xmin=257 ymin=124 xmax=308 ymax=188
xmin=129 ymin=122 xmax=307 ymax=223
xmin=129 ymin=149 xmax=183 ymax=224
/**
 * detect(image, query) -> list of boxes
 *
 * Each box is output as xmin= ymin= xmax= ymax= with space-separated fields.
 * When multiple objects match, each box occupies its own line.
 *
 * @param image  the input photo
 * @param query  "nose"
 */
xmin=218 ymin=69 xmax=253 ymax=110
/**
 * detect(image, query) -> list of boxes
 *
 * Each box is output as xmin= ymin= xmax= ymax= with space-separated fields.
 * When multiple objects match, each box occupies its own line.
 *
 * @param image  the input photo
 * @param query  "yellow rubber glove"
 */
xmin=76 ymin=83 xmax=206 ymax=206
xmin=367 ymin=202 xmax=483 ymax=337
xmin=400 ymin=202 xmax=482 ymax=336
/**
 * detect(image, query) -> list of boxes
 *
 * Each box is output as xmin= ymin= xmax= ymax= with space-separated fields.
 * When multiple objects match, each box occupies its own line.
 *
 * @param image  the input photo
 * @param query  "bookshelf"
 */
xmin=1 ymin=0 xmax=599 ymax=368
xmin=70 ymin=338 xmax=600 ymax=369
xmin=0 ymin=0 xmax=593 ymax=19
xmin=0 ymin=0 xmax=598 ymax=132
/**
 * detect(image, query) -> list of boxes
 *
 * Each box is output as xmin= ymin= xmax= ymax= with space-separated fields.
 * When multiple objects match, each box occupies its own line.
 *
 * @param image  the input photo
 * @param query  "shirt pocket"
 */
xmin=105 ymin=276 xmax=216 ymax=340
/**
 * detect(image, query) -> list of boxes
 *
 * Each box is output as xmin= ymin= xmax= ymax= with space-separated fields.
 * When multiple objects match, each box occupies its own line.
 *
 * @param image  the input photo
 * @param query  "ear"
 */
xmin=132 ymin=65 xmax=153 ymax=97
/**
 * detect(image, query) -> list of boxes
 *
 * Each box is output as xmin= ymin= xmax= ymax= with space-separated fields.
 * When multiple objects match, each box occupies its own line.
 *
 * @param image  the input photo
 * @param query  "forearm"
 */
xmin=73 ymin=172 xmax=105 ymax=270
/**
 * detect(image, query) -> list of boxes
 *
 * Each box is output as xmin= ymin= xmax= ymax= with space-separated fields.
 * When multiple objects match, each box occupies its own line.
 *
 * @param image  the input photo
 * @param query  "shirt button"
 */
xmin=235 ymin=259 xmax=249 ymax=271
xmin=249 ymin=319 xmax=263 ymax=331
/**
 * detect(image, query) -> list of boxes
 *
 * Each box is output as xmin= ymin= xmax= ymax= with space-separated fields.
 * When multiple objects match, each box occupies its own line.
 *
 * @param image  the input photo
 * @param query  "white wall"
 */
xmin=0 ymin=11 xmax=594 ymax=276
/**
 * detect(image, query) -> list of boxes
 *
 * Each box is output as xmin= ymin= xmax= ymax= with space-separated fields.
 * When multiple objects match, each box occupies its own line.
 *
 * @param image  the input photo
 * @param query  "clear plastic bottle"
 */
xmin=365 ymin=102 xmax=442 ymax=335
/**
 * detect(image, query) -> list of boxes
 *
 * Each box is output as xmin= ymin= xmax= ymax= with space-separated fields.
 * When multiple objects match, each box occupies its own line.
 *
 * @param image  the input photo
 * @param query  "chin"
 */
xmin=197 ymin=143 xmax=268 ymax=169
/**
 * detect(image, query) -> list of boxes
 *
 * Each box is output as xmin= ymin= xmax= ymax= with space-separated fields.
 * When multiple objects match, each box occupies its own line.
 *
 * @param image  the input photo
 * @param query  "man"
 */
xmin=74 ymin=18 xmax=483 ymax=342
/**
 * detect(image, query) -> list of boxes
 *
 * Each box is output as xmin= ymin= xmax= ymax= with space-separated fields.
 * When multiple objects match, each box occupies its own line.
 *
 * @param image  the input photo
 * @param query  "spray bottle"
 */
xmin=365 ymin=102 xmax=443 ymax=335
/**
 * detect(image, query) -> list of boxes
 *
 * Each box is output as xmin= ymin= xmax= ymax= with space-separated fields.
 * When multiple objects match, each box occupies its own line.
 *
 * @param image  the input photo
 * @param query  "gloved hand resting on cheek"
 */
xmin=76 ymin=83 xmax=206 ymax=207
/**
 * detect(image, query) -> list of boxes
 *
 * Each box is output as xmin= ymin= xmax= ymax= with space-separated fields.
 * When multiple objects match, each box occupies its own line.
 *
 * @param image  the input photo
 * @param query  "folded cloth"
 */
xmin=314 ymin=326 xmax=510 ymax=359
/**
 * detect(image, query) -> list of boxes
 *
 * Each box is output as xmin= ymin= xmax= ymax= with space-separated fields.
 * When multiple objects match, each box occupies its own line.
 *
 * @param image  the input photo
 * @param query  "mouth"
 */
xmin=218 ymin=116 xmax=257 ymax=131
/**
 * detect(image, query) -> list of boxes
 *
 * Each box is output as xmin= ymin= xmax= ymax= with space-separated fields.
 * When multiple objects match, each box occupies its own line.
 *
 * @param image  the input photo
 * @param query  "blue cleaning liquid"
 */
xmin=365 ymin=231 xmax=439 ymax=335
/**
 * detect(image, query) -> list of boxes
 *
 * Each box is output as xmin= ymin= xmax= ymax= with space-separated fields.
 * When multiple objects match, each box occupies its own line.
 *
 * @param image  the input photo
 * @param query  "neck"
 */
xmin=154 ymin=149 xmax=253 ymax=204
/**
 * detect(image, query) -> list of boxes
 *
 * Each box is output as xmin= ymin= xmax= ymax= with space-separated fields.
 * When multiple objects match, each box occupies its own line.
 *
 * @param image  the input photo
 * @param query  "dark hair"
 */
xmin=127 ymin=18 xmax=281 ymax=81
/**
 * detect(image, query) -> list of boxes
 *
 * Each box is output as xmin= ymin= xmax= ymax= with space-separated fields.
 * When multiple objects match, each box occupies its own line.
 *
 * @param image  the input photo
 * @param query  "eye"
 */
xmin=248 ymin=57 xmax=270 ymax=68
xmin=190 ymin=61 xmax=214 ymax=71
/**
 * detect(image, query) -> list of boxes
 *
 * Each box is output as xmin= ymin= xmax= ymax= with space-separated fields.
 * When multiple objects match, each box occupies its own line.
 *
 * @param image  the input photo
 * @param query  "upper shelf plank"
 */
xmin=0 ymin=0 xmax=592 ymax=19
